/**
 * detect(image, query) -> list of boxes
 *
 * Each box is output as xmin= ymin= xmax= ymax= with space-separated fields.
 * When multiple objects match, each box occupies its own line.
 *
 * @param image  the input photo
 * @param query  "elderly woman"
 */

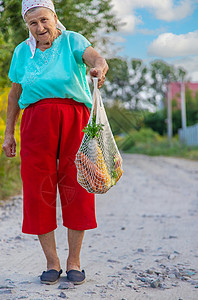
xmin=2 ymin=0 xmax=108 ymax=285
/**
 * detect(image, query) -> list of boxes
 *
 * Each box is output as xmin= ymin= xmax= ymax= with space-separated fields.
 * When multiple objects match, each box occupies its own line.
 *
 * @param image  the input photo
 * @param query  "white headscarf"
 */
xmin=22 ymin=0 xmax=66 ymax=58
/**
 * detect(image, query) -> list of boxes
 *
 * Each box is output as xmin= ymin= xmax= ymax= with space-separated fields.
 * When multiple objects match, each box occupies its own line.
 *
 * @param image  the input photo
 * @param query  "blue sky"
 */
xmin=111 ymin=0 xmax=198 ymax=81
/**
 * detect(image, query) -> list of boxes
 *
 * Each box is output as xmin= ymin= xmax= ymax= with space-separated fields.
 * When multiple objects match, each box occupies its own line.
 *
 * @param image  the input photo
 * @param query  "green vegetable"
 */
xmin=82 ymin=114 xmax=104 ymax=139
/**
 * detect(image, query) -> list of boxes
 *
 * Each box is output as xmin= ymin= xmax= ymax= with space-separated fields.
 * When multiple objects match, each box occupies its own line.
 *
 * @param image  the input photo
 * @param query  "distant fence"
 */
xmin=178 ymin=123 xmax=198 ymax=146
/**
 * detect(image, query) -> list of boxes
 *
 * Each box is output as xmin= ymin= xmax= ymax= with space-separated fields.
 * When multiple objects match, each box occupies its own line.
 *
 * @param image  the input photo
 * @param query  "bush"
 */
xmin=0 ymin=152 xmax=22 ymax=200
xmin=144 ymin=110 xmax=166 ymax=135
xmin=119 ymin=134 xmax=135 ymax=151
xmin=118 ymin=128 xmax=161 ymax=151
xmin=0 ymin=88 xmax=22 ymax=200
xmin=117 ymin=127 xmax=198 ymax=160
xmin=105 ymin=102 xmax=145 ymax=135
xmin=144 ymin=89 xmax=198 ymax=136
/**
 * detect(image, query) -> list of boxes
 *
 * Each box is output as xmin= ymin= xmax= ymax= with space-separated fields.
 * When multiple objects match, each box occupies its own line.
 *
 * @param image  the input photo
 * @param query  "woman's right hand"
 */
xmin=2 ymin=134 xmax=16 ymax=157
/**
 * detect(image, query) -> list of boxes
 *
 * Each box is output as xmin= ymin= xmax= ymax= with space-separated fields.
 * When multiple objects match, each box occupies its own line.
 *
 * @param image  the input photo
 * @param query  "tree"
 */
xmin=0 ymin=32 xmax=12 ymax=87
xmin=0 ymin=0 xmax=120 ymax=86
xmin=103 ymin=58 xmax=131 ymax=103
xmin=185 ymin=88 xmax=198 ymax=126
xmin=144 ymin=87 xmax=198 ymax=136
xmin=103 ymin=58 xmax=151 ymax=109
xmin=144 ymin=110 xmax=166 ymax=136
xmin=150 ymin=60 xmax=187 ymax=107
xmin=55 ymin=0 xmax=120 ymax=45
xmin=103 ymin=58 xmax=189 ymax=110
xmin=129 ymin=59 xmax=148 ymax=109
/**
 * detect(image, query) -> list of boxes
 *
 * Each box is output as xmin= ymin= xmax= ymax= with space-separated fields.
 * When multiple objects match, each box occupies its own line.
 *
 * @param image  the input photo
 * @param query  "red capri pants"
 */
xmin=20 ymin=98 xmax=97 ymax=235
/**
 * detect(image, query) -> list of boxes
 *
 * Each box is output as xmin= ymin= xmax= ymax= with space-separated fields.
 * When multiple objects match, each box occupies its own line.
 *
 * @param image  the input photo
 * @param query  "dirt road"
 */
xmin=0 ymin=154 xmax=198 ymax=299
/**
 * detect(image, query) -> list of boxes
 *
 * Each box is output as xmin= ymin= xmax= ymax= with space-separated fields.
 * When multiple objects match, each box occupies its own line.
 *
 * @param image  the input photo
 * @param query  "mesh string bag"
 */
xmin=75 ymin=78 xmax=123 ymax=194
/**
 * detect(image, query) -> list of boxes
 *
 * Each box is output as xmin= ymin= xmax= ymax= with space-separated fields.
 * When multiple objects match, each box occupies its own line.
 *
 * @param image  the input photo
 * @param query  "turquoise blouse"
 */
xmin=8 ymin=30 xmax=92 ymax=109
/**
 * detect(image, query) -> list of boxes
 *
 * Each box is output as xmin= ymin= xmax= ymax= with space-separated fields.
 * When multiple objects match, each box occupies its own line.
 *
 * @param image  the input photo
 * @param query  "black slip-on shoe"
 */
xmin=40 ymin=269 xmax=63 ymax=285
xmin=66 ymin=269 xmax=86 ymax=285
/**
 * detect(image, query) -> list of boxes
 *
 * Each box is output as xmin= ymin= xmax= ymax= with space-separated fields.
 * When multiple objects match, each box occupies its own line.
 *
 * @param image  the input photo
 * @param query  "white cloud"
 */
xmin=148 ymin=31 xmax=198 ymax=57
xmin=148 ymin=31 xmax=198 ymax=80
xmin=121 ymin=15 xmax=142 ymax=33
xmin=151 ymin=0 xmax=193 ymax=21
xmin=111 ymin=0 xmax=193 ymax=33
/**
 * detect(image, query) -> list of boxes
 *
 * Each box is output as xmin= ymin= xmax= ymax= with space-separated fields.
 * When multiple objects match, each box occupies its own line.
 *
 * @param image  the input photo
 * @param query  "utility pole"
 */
xmin=180 ymin=81 xmax=187 ymax=130
xmin=167 ymin=82 xmax=172 ymax=143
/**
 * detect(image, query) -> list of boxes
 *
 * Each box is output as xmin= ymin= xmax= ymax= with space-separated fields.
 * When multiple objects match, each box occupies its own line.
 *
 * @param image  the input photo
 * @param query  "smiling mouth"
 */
xmin=39 ymin=32 xmax=48 ymax=36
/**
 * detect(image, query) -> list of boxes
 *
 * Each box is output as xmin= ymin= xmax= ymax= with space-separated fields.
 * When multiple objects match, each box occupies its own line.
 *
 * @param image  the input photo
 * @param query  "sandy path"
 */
xmin=0 ymin=154 xmax=198 ymax=300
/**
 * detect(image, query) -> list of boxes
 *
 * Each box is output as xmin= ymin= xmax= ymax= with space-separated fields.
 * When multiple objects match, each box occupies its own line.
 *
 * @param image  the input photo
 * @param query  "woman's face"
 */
xmin=25 ymin=8 xmax=58 ymax=45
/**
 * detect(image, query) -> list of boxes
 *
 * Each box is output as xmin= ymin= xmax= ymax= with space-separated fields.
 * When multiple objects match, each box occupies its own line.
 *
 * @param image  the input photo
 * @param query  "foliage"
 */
xmin=0 ymin=0 xmax=120 ymax=87
xmin=149 ymin=60 xmax=185 ymax=105
xmin=0 ymin=88 xmax=22 ymax=153
xmin=103 ymin=58 xmax=130 ymax=102
xmin=117 ymin=128 xmax=198 ymax=160
xmin=0 ymin=88 xmax=22 ymax=199
xmin=104 ymin=58 xmax=188 ymax=109
xmin=0 ymin=152 xmax=22 ymax=200
xmin=118 ymin=134 xmax=135 ymax=152
xmin=82 ymin=114 xmax=104 ymax=139
xmin=104 ymin=58 xmax=148 ymax=108
xmin=105 ymin=102 xmax=145 ymax=135
xmin=144 ymin=109 xmax=183 ymax=136
xmin=0 ymin=0 xmax=27 ymax=86
xmin=117 ymin=128 xmax=160 ymax=151
xmin=185 ymin=88 xmax=198 ymax=126
xmin=0 ymin=88 xmax=9 ymax=154
xmin=144 ymin=86 xmax=198 ymax=136
xmin=54 ymin=0 xmax=120 ymax=45
xmin=144 ymin=110 xmax=166 ymax=136
xmin=0 ymin=32 xmax=13 ymax=87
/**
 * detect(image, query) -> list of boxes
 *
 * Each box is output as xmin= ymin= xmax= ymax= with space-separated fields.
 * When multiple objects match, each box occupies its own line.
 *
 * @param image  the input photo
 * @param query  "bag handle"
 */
xmin=93 ymin=77 xmax=105 ymax=125
xmin=90 ymin=77 xmax=100 ymax=122
xmin=93 ymin=77 xmax=103 ymax=108
xmin=93 ymin=77 xmax=98 ymax=92
xmin=90 ymin=77 xmax=105 ymax=125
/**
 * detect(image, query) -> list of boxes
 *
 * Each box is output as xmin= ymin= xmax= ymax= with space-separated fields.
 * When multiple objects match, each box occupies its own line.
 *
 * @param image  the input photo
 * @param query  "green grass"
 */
xmin=0 ymin=153 xmax=22 ymax=200
xmin=116 ymin=128 xmax=198 ymax=160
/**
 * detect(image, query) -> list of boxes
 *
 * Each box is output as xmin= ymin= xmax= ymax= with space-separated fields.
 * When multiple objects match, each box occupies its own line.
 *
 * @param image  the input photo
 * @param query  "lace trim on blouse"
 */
xmin=24 ymin=34 xmax=62 ymax=86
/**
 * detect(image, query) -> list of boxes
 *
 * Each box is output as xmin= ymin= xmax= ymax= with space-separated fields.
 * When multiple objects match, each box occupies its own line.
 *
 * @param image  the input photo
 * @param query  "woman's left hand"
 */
xmin=83 ymin=46 xmax=108 ymax=89
xmin=89 ymin=68 xmax=105 ymax=89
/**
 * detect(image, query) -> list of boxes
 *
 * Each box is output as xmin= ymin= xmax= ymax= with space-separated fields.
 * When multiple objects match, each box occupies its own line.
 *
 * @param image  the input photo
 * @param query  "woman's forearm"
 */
xmin=83 ymin=47 xmax=108 ymax=74
xmin=5 ymin=83 xmax=22 ymax=136
xmin=5 ymin=96 xmax=21 ymax=136
xmin=83 ymin=46 xmax=109 ymax=88
xmin=3 ymin=83 xmax=22 ymax=157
